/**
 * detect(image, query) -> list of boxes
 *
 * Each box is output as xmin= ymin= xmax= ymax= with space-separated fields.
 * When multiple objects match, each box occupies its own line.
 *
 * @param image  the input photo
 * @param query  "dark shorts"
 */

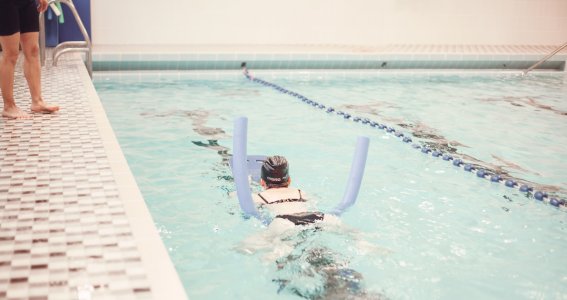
xmin=276 ymin=212 xmax=324 ymax=226
xmin=0 ymin=0 xmax=40 ymax=36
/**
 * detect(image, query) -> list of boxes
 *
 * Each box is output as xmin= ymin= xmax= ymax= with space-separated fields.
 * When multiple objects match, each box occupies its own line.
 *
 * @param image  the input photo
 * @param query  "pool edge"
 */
xmin=79 ymin=56 xmax=189 ymax=299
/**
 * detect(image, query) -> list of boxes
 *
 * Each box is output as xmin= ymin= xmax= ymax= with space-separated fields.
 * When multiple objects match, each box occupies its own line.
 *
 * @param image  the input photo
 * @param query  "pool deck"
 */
xmin=1 ymin=43 xmax=566 ymax=300
xmin=0 ymin=54 xmax=188 ymax=299
xmin=93 ymin=44 xmax=567 ymax=71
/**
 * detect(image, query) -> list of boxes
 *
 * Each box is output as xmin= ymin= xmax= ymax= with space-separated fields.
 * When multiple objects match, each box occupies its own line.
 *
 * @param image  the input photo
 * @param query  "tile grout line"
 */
xmin=0 ymin=53 xmax=188 ymax=300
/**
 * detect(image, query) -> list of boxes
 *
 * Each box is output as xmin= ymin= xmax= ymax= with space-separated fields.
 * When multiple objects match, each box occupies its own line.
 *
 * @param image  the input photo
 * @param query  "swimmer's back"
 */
xmin=253 ymin=187 xmax=309 ymax=215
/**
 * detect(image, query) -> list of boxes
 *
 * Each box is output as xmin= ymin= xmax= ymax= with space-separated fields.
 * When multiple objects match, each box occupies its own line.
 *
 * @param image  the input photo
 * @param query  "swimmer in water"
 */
xmin=252 ymin=156 xmax=341 ymax=230
xmin=239 ymin=156 xmax=387 ymax=299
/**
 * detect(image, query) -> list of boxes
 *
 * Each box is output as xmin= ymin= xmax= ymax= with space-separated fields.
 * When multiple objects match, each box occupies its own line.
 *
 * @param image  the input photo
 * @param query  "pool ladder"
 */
xmin=523 ymin=41 xmax=567 ymax=75
xmin=39 ymin=0 xmax=93 ymax=78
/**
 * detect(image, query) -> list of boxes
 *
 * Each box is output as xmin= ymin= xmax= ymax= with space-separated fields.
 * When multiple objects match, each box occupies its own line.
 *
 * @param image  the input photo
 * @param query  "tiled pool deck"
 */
xmin=1 ymin=43 xmax=566 ymax=300
xmin=0 ymin=55 xmax=187 ymax=299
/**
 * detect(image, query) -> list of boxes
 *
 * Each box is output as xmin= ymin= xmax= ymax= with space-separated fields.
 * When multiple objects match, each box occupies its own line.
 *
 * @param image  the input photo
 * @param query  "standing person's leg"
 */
xmin=1 ymin=34 xmax=31 ymax=119
xmin=20 ymin=32 xmax=59 ymax=113
xmin=0 ymin=0 xmax=31 ymax=119
xmin=19 ymin=0 xmax=58 ymax=114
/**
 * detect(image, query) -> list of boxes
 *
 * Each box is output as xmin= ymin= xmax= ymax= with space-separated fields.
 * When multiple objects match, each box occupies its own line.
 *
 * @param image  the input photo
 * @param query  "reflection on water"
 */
xmin=142 ymin=109 xmax=232 ymax=166
xmin=339 ymin=102 xmax=565 ymax=196
xmin=478 ymin=96 xmax=567 ymax=116
xmin=274 ymin=229 xmax=387 ymax=300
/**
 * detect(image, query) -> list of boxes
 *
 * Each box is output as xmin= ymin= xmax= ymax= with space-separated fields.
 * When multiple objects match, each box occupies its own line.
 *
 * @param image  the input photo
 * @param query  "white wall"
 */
xmin=91 ymin=0 xmax=567 ymax=46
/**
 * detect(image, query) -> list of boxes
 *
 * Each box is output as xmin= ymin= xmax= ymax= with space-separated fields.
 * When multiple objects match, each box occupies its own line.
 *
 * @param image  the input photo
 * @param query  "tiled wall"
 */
xmin=91 ymin=0 xmax=567 ymax=46
xmin=92 ymin=45 xmax=567 ymax=71
xmin=92 ymin=58 xmax=566 ymax=71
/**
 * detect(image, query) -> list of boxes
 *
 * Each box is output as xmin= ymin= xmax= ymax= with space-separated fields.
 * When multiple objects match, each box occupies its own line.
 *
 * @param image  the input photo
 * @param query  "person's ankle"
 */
xmin=2 ymin=100 xmax=18 ymax=110
xmin=31 ymin=98 xmax=44 ymax=105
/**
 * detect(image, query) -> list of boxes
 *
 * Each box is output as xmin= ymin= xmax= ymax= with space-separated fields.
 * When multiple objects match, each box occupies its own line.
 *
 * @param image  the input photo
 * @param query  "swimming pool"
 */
xmin=94 ymin=70 xmax=567 ymax=300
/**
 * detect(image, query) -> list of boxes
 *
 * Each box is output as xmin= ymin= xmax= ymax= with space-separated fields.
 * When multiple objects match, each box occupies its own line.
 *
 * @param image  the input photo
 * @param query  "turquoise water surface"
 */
xmin=94 ymin=71 xmax=567 ymax=300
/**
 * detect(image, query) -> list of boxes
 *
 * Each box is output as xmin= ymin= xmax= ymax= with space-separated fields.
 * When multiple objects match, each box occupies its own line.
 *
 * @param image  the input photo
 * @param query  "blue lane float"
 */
xmin=242 ymin=68 xmax=566 ymax=209
xmin=550 ymin=198 xmax=564 ymax=207
xmin=520 ymin=185 xmax=532 ymax=192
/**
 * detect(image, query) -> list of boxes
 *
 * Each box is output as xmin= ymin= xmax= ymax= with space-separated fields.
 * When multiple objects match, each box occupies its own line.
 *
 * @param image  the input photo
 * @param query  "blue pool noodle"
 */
xmin=229 ymin=155 xmax=267 ymax=183
xmin=330 ymin=136 xmax=370 ymax=216
xmin=233 ymin=117 xmax=369 ymax=219
xmin=232 ymin=117 xmax=261 ymax=218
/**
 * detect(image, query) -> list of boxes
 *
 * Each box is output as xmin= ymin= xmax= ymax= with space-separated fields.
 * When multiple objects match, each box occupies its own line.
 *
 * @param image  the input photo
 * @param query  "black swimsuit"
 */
xmin=257 ymin=189 xmax=307 ymax=205
xmin=275 ymin=212 xmax=325 ymax=226
xmin=258 ymin=190 xmax=324 ymax=226
xmin=0 ymin=0 xmax=40 ymax=36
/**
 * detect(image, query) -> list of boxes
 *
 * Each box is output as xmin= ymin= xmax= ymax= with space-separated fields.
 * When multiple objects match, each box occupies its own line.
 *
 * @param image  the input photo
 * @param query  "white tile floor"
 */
xmin=0 ymin=54 xmax=187 ymax=300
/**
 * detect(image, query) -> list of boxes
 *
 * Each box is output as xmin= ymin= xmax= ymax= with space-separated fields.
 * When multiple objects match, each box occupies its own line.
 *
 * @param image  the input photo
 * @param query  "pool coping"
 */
xmin=78 ymin=56 xmax=189 ymax=300
xmin=0 ymin=53 xmax=188 ymax=299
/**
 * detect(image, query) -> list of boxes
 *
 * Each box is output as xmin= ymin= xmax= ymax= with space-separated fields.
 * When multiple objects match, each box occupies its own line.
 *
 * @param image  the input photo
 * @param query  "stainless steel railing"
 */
xmin=39 ymin=0 xmax=93 ymax=77
xmin=523 ymin=41 xmax=567 ymax=75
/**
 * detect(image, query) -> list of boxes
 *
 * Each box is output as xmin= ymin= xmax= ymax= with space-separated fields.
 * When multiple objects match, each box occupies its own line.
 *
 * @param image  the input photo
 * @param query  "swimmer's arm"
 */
xmin=321 ymin=216 xmax=393 ymax=255
xmin=251 ymin=194 xmax=266 ymax=206
xmin=234 ymin=219 xmax=295 ymax=261
xmin=234 ymin=231 xmax=271 ymax=255
xmin=234 ymin=226 xmax=290 ymax=256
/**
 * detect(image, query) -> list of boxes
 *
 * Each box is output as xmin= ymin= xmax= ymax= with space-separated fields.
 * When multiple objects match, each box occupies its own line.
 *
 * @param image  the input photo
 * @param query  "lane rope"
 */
xmin=241 ymin=66 xmax=565 ymax=209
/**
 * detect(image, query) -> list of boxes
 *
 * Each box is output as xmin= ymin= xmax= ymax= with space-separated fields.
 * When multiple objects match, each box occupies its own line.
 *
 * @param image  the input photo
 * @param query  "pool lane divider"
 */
xmin=242 ymin=68 xmax=566 ymax=209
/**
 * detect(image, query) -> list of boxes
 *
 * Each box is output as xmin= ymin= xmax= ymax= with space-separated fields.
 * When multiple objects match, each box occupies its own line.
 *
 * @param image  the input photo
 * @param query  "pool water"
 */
xmin=94 ymin=71 xmax=567 ymax=300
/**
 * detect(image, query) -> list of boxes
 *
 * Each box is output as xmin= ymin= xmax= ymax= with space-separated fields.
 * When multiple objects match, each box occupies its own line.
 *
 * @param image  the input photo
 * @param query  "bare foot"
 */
xmin=2 ymin=106 xmax=32 ymax=120
xmin=31 ymin=100 xmax=60 ymax=114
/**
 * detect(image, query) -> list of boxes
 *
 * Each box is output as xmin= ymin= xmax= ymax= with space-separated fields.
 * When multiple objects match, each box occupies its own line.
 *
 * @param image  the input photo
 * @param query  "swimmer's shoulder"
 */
xmin=322 ymin=213 xmax=341 ymax=225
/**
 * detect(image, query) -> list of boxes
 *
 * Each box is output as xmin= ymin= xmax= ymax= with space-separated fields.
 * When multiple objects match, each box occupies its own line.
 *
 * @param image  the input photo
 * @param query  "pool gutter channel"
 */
xmin=92 ymin=44 xmax=567 ymax=72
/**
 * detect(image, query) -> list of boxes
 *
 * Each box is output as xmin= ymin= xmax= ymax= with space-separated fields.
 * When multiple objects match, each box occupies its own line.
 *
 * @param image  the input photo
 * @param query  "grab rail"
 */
xmin=39 ymin=0 xmax=93 ymax=78
xmin=38 ymin=2 xmax=59 ymax=67
xmin=523 ymin=41 xmax=567 ymax=75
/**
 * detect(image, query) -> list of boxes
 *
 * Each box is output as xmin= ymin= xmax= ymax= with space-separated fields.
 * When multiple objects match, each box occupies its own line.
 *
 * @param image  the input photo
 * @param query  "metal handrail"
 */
xmin=523 ymin=41 xmax=567 ymax=75
xmin=39 ymin=0 xmax=93 ymax=77
xmin=39 ymin=12 xmax=46 ymax=64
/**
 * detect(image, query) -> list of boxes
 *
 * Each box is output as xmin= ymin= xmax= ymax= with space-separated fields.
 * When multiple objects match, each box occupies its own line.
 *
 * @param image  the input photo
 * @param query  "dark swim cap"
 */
xmin=261 ymin=156 xmax=290 ymax=186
